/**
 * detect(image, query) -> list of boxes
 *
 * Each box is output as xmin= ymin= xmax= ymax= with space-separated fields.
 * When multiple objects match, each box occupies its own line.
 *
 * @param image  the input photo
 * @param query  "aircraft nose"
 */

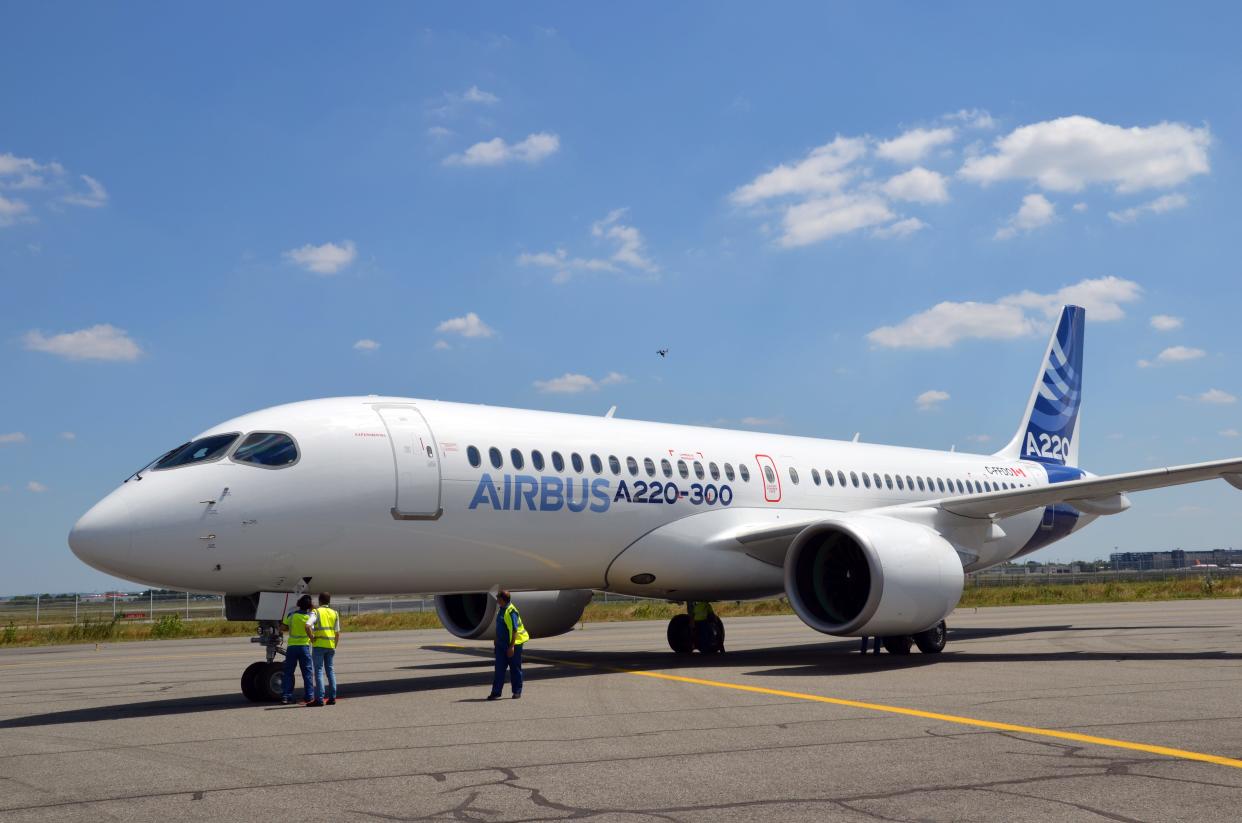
xmin=69 ymin=491 xmax=134 ymax=574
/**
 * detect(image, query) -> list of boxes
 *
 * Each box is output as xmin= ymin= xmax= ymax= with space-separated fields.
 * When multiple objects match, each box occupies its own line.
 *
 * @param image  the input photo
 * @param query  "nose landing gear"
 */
xmin=666 ymin=612 xmax=725 ymax=655
xmin=241 ymin=619 xmax=286 ymax=702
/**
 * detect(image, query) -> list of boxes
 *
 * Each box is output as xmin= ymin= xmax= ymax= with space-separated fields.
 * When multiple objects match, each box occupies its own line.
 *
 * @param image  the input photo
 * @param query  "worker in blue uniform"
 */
xmin=487 ymin=589 xmax=529 ymax=700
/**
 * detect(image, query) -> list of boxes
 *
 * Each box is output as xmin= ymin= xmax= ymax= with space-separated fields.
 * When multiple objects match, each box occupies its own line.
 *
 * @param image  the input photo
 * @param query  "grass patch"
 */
xmin=2 ymin=577 xmax=1240 ymax=648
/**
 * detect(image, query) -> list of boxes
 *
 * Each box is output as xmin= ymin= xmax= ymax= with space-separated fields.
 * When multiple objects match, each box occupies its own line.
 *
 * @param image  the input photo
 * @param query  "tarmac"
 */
xmin=2 ymin=599 xmax=1242 ymax=822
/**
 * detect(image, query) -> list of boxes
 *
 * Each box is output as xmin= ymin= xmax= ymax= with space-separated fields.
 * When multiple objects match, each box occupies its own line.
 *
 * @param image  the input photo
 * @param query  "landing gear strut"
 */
xmin=666 ymin=613 xmax=725 ymax=655
xmin=241 ymin=619 xmax=286 ymax=702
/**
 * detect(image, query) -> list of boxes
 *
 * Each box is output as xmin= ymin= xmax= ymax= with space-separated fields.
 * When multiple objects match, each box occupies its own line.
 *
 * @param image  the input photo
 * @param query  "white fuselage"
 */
xmin=70 ymin=396 xmax=1093 ymax=597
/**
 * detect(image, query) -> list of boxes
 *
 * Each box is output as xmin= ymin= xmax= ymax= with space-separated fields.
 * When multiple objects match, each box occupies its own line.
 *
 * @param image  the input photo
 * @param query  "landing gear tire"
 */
xmin=241 ymin=662 xmax=264 ymax=702
xmin=248 ymin=661 xmax=284 ymax=702
xmin=667 ymin=613 xmax=694 ymax=655
xmin=698 ymin=615 xmax=726 ymax=655
xmin=913 ymin=620 xmax=947 ymax=654
xmin=882 ymin=635 xmax=913 ymax=655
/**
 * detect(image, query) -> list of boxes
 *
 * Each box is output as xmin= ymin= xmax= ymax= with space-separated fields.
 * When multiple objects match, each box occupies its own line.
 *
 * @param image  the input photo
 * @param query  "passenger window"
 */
xmin=850 ymin=471 xmax=859 ymax=487
xmin=895 ymin=475 xmax=904 ymax=490
xmin=936 ymin=478 xmax=945 ymax=492
xmin=811 ymin=468 xmax=821 ymax=486
xmin=862 ymin=473 xmax=871 ymax=489
xmin=906 ymin=475 xmax=914 ymax=490
xmin=677 ymin=460 xmax=689 ymax=479
xmin=885 ymin=474 xmax=893 ymax=490
xmin=510 ymin=449 xmax=524 ymax=470
xmin=724 ymin=463 xmax=736 ymax=481
xmin=739 ymin=464 xmax=750 ymax=482
xmin=789 ymin=467 xmax=800 ymax=485
xmin=590 ymin=454 xmax=603 ymax=474
xmin=532 ymin=450 xmax=545 ymax=471
xmin=825 ymin=469 xmax=835 ymax=487
xmin=552 ymin=451 xmax=565 ymax=472
xmin=956 ymin=479 xmax=965 ymax=494
xmin=693 ymin=461 xmax=705 ymax=480
xmin=661 ymin=459 xmax=673 ymax=478
xmin=838 ymin=471 xmax=847 ymax=487
xmin=872 ymin=473 xmax=881 ymax=489
xmin=572 ymin=453 xmax=585 ymax=473
xmin=627 ymin=456 xmax=639 ymax=476
xmin=763 ymin=465 xmax=776 ymax=484
xmin=709 ymin=462 xmax=720 ymax=480
xmin=489 ymin=447 xmax=503 ymax=469
xmin=233 ymin=432 xmax=299 ymax=468
xmin=609 ymin=455 xmax=621 ymax=475
xmin=467 ymin=445 xmax=481 ymax=468
xmin=917 ymin=477 xmax=925 ymax=492
xmin=154 ymin=433 xmax=239 ymax=470
xmin=645 ymin=457 xmax=656 ymax=477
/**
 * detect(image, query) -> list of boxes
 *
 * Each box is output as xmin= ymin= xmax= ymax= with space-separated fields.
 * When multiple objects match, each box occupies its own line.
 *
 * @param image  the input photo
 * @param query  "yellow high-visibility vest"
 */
xmin=503 ymin=603 xmax=530 ymax=645
xmin=689 ymin=601 xmax=713 ymax=621
xmin=313 ymin=607 xmax=339 ymax=649
xmin=284 ymin=611 xmax=312 ymax=646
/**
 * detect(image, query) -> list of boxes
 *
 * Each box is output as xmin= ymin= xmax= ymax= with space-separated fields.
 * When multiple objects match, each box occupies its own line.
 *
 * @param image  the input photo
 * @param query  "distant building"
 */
xmin=1110 ymin=549 xmax=1242 ymax=571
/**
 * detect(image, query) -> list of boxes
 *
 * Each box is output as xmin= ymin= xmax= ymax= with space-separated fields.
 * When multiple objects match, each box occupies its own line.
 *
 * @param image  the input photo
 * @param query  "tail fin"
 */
xmin=995 ymin=304 xmax=1085 ymax=466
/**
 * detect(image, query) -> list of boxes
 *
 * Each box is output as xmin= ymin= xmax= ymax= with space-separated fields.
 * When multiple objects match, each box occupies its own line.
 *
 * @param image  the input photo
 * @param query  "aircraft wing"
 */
xmin=931 ymin=457 xmax=1242 ymax=520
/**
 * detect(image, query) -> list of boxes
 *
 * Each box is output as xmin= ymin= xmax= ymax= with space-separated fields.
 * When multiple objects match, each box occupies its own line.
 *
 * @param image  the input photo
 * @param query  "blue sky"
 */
xmin=3 ymin=4 xmax=1240 ymax=594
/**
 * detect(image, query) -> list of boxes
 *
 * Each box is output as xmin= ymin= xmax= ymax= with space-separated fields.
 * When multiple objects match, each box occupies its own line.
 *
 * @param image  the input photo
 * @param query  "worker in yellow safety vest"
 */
xmin=309 ymin=592 xmax=341 ymax=707
xmin=280 ymin=594 xmax=316 ymax=705
xmin=487 ymin=589 xmax=529 ymax=700
xmin=686 ymin=600 xmax=724 ymax=654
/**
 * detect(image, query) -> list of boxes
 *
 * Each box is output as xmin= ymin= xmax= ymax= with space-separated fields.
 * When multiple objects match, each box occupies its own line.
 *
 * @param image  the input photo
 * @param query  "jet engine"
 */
xmin=435 ymin=589 xmax=593 ymax=641
xmin=783 ymin=514 xmax=964 ymax=637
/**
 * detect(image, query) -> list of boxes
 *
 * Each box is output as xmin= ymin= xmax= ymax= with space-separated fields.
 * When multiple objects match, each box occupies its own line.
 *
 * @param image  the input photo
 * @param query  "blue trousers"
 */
xmin=313 ymin=647 xmax=336 ymax=700
xmin=491 ymin=644 xmax=523 ymax=696
xmin=283 ymin=644 xmax=313 ymax=701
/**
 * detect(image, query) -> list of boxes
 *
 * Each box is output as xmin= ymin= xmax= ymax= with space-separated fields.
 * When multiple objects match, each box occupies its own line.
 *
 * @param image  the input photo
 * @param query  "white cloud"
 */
xmin=599 ymin=371 xmax=628 ymax=386
xmin=27 ymin=481 xmax=48 ymax=493
xmin=433 ymin=339 xmax=451 ymax=351
xmin=1220 ymin=429 xmax=1239 ymax=438
xmin=436 ymin=312 xmax=495 ymax=338
xmin=945 ymin=109 xmax=995 ymax=130
xmin=1072 ymin=202 xmax=1088 ymax=212
xmin=960 ymin=116 xmax=1211 ymax=193
xmin=63 ymin=174 xmax=108 ymax=208
xmin=0 ymin=194 xmax=30 ymax=226
xmin=876 ymin=127 xmax=956 ymax=164
xmin=60 ymin=431 xmax=75 ymax=441
xmin=0 ymin=432 xmax=28 ymax=444
xmin=519 ymin=209 xmax=658 ymax=282
xmin=462 ymin=85 xmax=499 ymax=104
xmin=1180 ymin=388 xmax=1236 ymax=405
xmin=284 ymin=240 xmax=357 ymax=275
xmin=882 ymin=167 xmax=949 ymax=203
xmin=868 ymin=276 xmax=1140 ymax=349
xmin=0 ymin=152 xmax=64 ymax=190
xmin=871 ymin=217 xmax=927 ymax=239
xmin=1150 ymin=314 xmax=1183 ymax=332
xmin=1137 ymin=345 xmax=1205 ymax=368
xmin=730 ymin=136 xmax=865 ymax=205
xmin=534 ymin=372 xmax=629 ymax=394
xmin=995 ymin=193 xmax=1055 ymax=239
xmin=444 ymin=132 xmax=560 ymax=166
xmin=23 ymin=324 xmax=143 ymax=361
xmin=353 ymin=339 xmax=380 ymax=352
xmin=781 ymin=194 xmax=895 ymax=247
xmin=1108 ymin=193 xmax=1189 ymax=224
xmin=427 ymin=126 xmax=454 ymax=139
xmin=916 ymin=389 xmax=950 ymax=410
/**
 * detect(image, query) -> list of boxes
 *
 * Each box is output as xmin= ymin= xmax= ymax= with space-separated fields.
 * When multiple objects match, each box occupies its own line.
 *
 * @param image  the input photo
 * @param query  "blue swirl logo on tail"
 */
xmin=1021 ymin=306 xmax=1084 ymax=464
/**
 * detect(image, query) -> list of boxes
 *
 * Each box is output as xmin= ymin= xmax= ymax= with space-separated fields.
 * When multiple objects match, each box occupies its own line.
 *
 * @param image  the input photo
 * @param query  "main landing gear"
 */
xmin=666 ymin=613 xmax=726 ymax=655
xmin=241 ymin=620 xmax=286 ymax=702
xmin=876 ymin=620 xmax=947 ymax=656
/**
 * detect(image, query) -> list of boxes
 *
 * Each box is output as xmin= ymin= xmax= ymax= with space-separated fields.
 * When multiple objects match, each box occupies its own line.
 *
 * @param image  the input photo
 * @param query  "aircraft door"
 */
xmin=755 ymin=454 xmax=782 ymax=503
xmin=375 ymin=406 xmax=442 ymax=520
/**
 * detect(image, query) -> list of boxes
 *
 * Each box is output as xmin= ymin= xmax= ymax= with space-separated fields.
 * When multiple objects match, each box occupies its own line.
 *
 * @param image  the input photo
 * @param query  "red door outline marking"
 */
xmin=755 ymin=454 xmax=782 ymax=503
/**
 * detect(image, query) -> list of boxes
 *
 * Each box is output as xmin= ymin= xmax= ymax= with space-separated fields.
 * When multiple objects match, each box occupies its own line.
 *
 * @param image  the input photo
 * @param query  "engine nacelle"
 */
xmin=435 ymin=589 xmax=593 ymax=641
xmin=784 ymin=514 xmax=964 ymax=637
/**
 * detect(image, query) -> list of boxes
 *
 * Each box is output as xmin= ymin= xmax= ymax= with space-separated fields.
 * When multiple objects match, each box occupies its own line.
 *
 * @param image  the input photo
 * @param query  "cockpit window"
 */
xmin=233 ymin=432 xmax=299 ymax=468
xmin=153 ymin=433 xmax=239 ymax=470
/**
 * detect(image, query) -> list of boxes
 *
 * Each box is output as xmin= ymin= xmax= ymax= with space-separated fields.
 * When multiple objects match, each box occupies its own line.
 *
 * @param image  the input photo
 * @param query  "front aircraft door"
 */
xmin=375 ymin=406 xmax=442 ymax=519
xmin=755 ymin=454 xmax=782 ymax=503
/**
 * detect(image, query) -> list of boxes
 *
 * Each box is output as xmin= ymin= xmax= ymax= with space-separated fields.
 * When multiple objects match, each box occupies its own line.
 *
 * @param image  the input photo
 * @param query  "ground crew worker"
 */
xmin=280 ymin=594 xmax=316 ymax=705
xmin=686 ymin=600 xmax=723 ymax=653
xmin=487 ymin=589 xmax=528 ymax=700
xmin=311 ymin=592 xmax=341 ymax=706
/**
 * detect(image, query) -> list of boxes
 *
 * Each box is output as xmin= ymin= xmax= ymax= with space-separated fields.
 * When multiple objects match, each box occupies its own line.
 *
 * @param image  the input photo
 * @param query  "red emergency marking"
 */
xmin=355 ymin=432 xmax=387 ymax=438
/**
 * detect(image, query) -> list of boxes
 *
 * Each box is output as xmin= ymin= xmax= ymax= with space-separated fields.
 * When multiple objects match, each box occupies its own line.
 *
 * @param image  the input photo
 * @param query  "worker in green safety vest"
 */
xmin=487 ymin=589 xmax=529 ymax=700
xmin=310 ymin=592 xmax=341 ymax=706
xmin=280 ymin=594 xmax=316 ymax=705
xmin=687 ymin=600 xmax=724 ymax=654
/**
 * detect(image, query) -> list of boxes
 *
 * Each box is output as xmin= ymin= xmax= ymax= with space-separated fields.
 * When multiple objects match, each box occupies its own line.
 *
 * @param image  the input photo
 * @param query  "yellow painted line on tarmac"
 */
xmin=431 ymin=643 xmax=1242 ymax=771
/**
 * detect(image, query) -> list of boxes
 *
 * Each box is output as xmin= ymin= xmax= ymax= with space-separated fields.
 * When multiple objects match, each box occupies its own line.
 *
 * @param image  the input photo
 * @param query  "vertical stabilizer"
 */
xmin=995 ymin=305 xmax=1085 ymax=466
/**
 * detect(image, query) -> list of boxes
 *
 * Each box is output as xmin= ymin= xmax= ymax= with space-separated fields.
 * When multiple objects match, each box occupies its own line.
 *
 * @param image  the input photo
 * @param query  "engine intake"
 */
xmin=784 ymin=515 xmax=964 ymax=637
xmin=435 ymin=589 xmax=593 ymax=641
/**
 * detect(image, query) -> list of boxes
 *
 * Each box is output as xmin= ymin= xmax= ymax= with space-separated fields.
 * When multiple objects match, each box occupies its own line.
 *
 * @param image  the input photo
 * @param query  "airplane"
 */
xmin=68 ymin=305 xmax=1242 ymax=701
